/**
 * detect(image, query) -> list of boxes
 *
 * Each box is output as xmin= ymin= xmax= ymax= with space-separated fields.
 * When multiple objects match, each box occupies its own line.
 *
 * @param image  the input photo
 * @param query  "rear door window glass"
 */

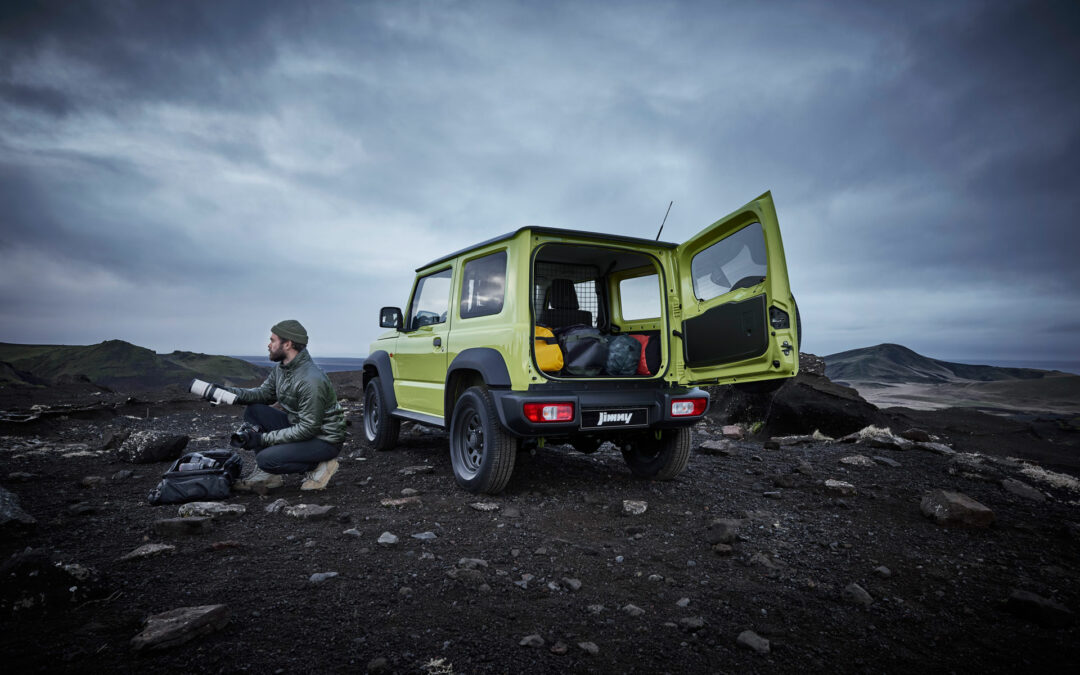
xmin=691 ymin=222 xmax=767 ymax=301
xmin=460 ymin=251 xmax=507 ymax=319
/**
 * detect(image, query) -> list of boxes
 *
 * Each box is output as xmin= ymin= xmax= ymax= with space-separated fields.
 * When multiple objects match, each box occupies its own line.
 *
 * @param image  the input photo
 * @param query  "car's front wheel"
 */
xmin=621 ymin=427 xmax=691 ymax=480
xmin=363 ymin=377 xmax=400 ymax=451
xmin=449 ymin=386 xmax=517 ymax=494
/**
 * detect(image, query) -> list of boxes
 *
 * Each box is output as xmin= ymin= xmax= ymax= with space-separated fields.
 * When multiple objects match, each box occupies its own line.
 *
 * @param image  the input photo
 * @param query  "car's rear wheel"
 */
xmin=621 ymin=427 xmax=691 ymax=480
xmin=363 ymin=378 xmax=400 ymax=451
xmin=449 ymin=386 xmax=517 ymax=494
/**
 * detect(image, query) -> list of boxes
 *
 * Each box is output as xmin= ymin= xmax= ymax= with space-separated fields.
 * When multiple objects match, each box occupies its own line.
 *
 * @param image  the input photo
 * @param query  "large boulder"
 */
xmin=116 ymin=431 xmax=189 ymax=463
xmin=708 ymin=355 xmax=887 ymax=437
xmin=920 ymin=490 xmax=995 ymax=527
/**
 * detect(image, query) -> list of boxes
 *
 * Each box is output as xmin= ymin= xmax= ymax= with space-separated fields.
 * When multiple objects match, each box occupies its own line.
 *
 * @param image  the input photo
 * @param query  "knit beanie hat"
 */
xmin=271 ymin=319 xmax=308 ymax=345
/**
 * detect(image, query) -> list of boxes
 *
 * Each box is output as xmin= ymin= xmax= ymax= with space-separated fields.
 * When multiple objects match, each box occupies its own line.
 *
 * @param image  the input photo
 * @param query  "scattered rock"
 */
xmin=6 ymin=472 xmax=37 ymax=482
xmin=795 ymin=459 xmax=814 ymax=475
xmin=824 ymin=480 xmax=857 ymax=496
xmin=844 ymin=582 xmax=874 ymax=606
xmin=1001 ymin=478 xmax=1047 ymax=502
xmin=872 ymin=456 xmax=901 ymax=468
xmin=119 ymin=543 xmax=176 ymax=562
xmin=458 ymin=558 xmax=489 ymax=569
xmin=622 ymin=603 xmax=646 ymax=617
xmin=623 ymin=500 xmax=647 ymax=516
xmin=873 ymin=566 xmax=892 ymax=578
xmin=100 ymin=429 xmax=130 ymax=451
xmin=899 ymin=428 xmax=931 ymax=442
xmin=130 ymin=604 xmax=229 ymax=651
xmin=772 ymin=434 xmax=816 ymax=446
xmin=400 ymin=488 xmax=419 ymax=496
xmin=209 ymin=540 xmax=242 ymax=551
xmin=587 ymin=604 xmax=605 ymax=614
xmin=399 ymin=465 xmax=434 ymax=476
xmin=916 ymin=442 xmax=956 ymax=456
xmin=411 ymin=531 xmax=437 ymax=541
xmin=343 ymin=528 xmax=362 ymax=538
xmin=502 ymin=506 xmax=522 ymax=518
xmin=446 ymin=568 xmax=484 ymax=585
xmin=377 ymin=532 xmax=399 ymax=546
xmin=762 ymin=491 xmax=782 ymax=499
xmin=562 ymin=577 xmax=582 ymax=591
xmin=679 ymin=616 xmax=705 ymax=631
xmin=520 ymin=634 xmax=545 ymax=647
xmin=0 ymin=486 xmax=36 ymax=530
xmin=469 ymin=502 xmax=499 ymax=512
xmin=177 ymin=502 xmax=246 ymax=520
xmin=578 ymin=641 xmax=600 ymax=655
xmin=1006 ymin=589 xmax=1074 ymax=628
xmin=111 ymin=469 xmax=135 ymax=481
xmin=676 ymin=597 xmax=691 ymax=608
xmin=80 ymin=475 xmax=106 ymax=487
xmin=309 ymin=572 xmax=339 ymax=584
xmin=706 ymin=518 xmax=742 ymax=545
xmin=116 ymin=431 xmax=189 ymax=464
xmin=737 ymin=630 xmax=770 ymax=654
xmin=153 ymin=517 xmax=212 ymax=536
xmin=698 ymin=440 xmax=735 ymax=456
xmin=367 ymin=657 xmax=390 ymax=674
xmin=67 ymin=502 xmax=96 ymax=516
xmin=380 ymin=496 xmax=422 ymax=508
xmin=550 ymin=641 xmax=568 ymax=655
xmin=840 ymin=455 xmax=875 ymax=467
xmin=398 ymin=586 xmax=412 ymax=597
xmin=920 ymin=490 xmax=995 ymax=527
xmin=265 ymin=498 xmax=290 ymax=514
xmin=283 ymin=504 xmax=336 ymax=520
xmin=721 ymin=425 xmax=745 ymax=440
xmin=713 ymin=543 xmax=734 ymax=556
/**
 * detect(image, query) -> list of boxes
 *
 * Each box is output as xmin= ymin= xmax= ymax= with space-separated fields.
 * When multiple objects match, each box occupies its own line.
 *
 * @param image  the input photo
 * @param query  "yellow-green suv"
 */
xmin=363 ymin=192 xmax=799 ymax=494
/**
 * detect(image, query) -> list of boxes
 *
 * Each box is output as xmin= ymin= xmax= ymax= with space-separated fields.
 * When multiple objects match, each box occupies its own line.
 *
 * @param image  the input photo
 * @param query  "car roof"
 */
xmin=417 ymin=226 xmax=678 ymax=271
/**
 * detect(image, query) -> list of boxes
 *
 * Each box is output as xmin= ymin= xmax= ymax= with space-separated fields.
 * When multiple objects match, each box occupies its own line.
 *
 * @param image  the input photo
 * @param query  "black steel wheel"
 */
xmin=620 ymin=427 xmax=691 ymax=480
xmin=363 ymin=377 xmax=400 ymax=451
xmin=449 ymin=386 xmax=516 ymax=494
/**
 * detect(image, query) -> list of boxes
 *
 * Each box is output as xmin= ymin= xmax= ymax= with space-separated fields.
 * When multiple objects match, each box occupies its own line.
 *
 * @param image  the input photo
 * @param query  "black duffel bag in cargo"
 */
xmin=557 ymin=325 xmax=608 ymax=376
xmin=147 ymin=450 xmax=243 ymax=505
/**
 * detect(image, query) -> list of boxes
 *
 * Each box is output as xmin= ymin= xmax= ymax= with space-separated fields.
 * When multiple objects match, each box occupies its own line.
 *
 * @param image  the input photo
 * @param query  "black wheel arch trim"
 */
xmin=362 ymin=351 xmax=398 ymax=411
xmin=447 ymin=348 xmax=512 ymax=388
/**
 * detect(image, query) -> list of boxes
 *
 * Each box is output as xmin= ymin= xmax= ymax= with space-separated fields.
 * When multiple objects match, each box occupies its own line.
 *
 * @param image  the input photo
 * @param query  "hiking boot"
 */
xmin=234 ymin=467 xmax=284 ymax=494
xmin=301 ymin=459 xmax=339 ymax=491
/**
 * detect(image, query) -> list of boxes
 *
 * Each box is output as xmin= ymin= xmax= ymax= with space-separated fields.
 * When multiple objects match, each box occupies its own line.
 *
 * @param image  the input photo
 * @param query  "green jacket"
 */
xmin=227 ymin=349 xmax=346 ymax=446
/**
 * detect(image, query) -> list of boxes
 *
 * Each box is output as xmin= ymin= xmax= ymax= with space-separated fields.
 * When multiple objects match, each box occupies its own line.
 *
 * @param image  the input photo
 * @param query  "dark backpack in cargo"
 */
xmin=556 ymin=325 xmax=608 ymax=376
xmin=147 ymin=450 xmax=243 ymax=505
xmin=605 ymin=334 xmax=643 ymax=376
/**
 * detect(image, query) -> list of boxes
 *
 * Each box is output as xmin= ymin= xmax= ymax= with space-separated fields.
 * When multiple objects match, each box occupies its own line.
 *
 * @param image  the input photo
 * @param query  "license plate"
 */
xmin=580 ymin=408 xmax=649 ymax=429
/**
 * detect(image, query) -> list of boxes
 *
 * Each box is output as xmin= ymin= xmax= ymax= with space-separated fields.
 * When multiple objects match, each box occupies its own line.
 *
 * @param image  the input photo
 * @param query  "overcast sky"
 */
xmin=1 ymin=0 xmax=1078 ymax=364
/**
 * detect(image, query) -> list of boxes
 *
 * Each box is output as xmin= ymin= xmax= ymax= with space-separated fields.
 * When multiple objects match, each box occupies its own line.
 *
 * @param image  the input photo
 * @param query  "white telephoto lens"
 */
xmin=189 ymin=379 xmax=212 ymax=397
xmin=212 ymin=388 xmax=237 ymax=405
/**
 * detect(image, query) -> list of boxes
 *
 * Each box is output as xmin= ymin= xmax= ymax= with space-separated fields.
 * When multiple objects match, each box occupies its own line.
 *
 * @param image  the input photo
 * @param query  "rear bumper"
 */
xmin=488 ymin=386 xmax=710 ymax=438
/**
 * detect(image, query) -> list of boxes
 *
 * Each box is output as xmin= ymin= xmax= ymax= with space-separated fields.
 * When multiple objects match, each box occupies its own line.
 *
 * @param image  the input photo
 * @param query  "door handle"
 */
xmin=433 ymin=337 xmax=442 ymax=348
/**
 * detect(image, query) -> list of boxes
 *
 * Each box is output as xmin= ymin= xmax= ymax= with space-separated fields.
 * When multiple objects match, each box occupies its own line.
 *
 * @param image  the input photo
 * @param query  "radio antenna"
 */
xmin=655 ymin=200 xmax=673 ymax=241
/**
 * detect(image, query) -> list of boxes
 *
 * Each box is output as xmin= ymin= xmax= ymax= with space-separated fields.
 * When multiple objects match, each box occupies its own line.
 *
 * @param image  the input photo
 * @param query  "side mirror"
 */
xmin=379 ymin=307 xmax=403 ymax=330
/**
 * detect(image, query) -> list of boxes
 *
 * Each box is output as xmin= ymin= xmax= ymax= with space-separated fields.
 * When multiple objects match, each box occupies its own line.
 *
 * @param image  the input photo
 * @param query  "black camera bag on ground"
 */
xmin=556 ymin=325 xmax=609 ymax=376
xmin=147 ymin=450 xmax=243 ymax=505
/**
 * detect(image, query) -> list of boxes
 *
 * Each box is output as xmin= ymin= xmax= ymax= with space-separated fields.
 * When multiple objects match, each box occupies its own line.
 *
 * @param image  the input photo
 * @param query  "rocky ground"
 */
xmin=1 ymin=371 xmax=1079 ymax=674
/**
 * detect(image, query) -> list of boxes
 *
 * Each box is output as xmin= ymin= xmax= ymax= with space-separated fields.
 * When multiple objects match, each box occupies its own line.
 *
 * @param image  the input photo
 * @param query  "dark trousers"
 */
xmin=244 ymin=404 xmax=341 ymax=475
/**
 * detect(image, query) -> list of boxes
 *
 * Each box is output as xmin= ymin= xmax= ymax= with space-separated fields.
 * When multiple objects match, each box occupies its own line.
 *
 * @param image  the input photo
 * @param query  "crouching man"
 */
xmin=225 ymin=320 xmax=346 ymax=491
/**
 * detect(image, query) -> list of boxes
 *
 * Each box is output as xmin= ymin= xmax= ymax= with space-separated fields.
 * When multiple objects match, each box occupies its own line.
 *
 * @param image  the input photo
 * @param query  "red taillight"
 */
xmin=671 ymin=398 xmax=707 ymax=416
xmin=523 ymin=402 xmax=575 ymax=423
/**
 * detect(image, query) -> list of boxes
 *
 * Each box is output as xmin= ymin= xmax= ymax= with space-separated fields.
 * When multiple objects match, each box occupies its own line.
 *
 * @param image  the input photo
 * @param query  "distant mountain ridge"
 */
xmin=824 ymin=343 xmax=1055 ymax=385
xmin=0 ymin=340 xmax=269 ymax=391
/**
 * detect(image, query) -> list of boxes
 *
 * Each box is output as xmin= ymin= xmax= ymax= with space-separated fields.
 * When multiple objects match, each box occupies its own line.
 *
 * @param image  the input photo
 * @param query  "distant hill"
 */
xmin=823 ymin=343 xmax=1052 ymax=385
xmin=0 ymin=340 xmax=269 ymax=391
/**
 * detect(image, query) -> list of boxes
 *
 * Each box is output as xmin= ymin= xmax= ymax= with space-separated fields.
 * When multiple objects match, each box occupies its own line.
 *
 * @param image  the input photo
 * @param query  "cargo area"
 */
xmin=531 ymin=243 xmax=666 ymax=380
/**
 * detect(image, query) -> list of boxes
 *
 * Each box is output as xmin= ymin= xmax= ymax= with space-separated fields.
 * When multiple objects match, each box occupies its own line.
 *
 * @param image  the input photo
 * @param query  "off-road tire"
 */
xmin=449 ymin=386 xmax=517 ymax=494
xmin=363 ymin=378 xmax=400 ymax=451
xmin=621 ymin=427 xmax=691 ymax=480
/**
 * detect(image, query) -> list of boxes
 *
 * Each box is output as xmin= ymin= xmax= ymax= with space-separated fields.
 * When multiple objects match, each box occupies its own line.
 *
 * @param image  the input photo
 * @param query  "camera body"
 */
xmin=189 ymin=379 xmax=237 ymax=406
xmin=230 ymin=423 xmax=263 ymax=449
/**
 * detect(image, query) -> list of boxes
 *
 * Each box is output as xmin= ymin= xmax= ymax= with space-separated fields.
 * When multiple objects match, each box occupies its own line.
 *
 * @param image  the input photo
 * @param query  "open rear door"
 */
xmin=670 ymin=191 xmax=798 ymax=386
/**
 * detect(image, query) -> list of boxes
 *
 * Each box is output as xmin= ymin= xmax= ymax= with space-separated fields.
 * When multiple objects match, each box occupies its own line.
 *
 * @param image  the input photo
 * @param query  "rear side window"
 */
xmin=619 ymin=274 xmax=661 ymax=320
xmin=691 ymin=222 xmax=767 ymax=301
xmin=406 ymin=268 xmax=452 ymax=331
xmin=460 ymin=251 xmax=507 ymax=319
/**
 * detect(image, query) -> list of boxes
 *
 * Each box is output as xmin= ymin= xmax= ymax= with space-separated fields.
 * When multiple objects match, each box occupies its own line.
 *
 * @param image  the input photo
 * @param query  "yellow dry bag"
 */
xmin=534 ymin=326 xmax=564 ymax=373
